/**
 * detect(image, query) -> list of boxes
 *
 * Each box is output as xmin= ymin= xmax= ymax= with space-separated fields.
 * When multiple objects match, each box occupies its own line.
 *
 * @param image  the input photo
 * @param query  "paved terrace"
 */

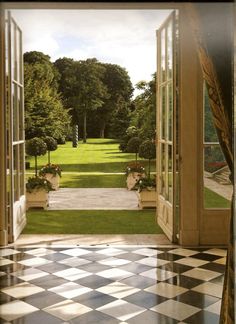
xmin=48 ymin=188 xmax=139 ymax=210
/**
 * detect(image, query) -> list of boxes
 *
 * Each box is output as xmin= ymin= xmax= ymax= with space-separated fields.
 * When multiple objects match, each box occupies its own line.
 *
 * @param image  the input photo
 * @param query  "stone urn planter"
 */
xmin=138 ymin=188 xmax=156 ymax=209
xmin=26 ymin=189 xmax=49 ymax=210
xmin=26 ymin=176 xmax=52 ymax=210
xmin=44 ymin=173 xmax=60 ymax=191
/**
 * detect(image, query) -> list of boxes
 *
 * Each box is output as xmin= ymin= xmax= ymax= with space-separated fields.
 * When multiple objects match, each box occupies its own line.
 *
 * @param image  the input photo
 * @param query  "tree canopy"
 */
xmin=24 ymin=51 xmax=71 ymax=141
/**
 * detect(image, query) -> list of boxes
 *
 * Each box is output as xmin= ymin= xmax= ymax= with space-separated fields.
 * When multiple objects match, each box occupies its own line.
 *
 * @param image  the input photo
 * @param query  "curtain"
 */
xmin=187 ymin=3 xmax=234 ymax=324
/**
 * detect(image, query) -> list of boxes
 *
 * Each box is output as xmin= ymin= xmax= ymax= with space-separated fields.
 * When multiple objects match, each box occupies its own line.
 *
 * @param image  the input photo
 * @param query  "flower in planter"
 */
xmin=135 ymin=176 xmax=156 ymax=192
xmin=39 ymin=163 xmax=62 ymax=177
xmin=125 ymin=162 xmax=145 ymax=177
xmin=26 ymin=176 xmax=53 ymax=193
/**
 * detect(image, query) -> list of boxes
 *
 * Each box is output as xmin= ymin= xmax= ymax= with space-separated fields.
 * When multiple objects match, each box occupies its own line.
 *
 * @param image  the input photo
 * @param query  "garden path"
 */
xmin=48 ymin=188 xmax=139 ymax=210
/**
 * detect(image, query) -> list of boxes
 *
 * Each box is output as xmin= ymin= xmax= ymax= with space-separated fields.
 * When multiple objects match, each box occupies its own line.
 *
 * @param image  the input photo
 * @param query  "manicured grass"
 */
xmin=60 ymin=174 xmax=126 ymax=188
xmin=204 ymin=187 xmax=230 ymax=208
xmin=23 ymin=210 xmax=163 ymax=234
xmin=26 ymin=138 xmax=156 ymax=173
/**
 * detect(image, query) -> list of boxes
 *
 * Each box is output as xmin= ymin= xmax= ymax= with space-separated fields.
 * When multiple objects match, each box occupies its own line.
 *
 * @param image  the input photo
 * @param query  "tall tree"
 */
xmin=70 ymin=58 xmax=108 ymax=143
xmin=130 ymin=74 xmax=156 ymax=141
xmin=24 ymin=51 xmax=71 ymax=141
xmin=97 ymin=63 xmax=133 ymax=138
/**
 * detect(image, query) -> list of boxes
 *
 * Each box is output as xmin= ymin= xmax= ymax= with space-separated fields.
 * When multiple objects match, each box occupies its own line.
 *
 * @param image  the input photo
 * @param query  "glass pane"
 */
xmin=161 ymin=29 xmax=166 ymax=83
xmin=13 ymin=145 xmax=19 ymax=202
xmin=19 ymin=87 xmax=24 ymax=140
xmin=167 ymin=20 xmax=173 ymax=80
xmin=168 ymin=144 xmax=173 ymax=204
xmin=160 ymin=86 xmax=166 ymax=140
xmin=168 ymin=83 xmax=173 ymax=142
xmin=13 ymin=84 xmax=18 ymax=142
xmin=16 ymin=28 xmax=20 ymax=82
xmin=204 ymin=145 xmax=231 ymax=208
xmin=204 ymin=84 xmax=218 ymax=142
xmin=20 ymin=143 xmax=24 ymax=196
xmin=160 ymin=143 xmax=165 ymax=197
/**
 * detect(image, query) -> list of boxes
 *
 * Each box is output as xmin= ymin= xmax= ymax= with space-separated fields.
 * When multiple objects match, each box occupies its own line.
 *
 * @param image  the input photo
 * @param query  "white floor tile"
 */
xmin=18 ymin=257 xmax=52 ymax=267
xmin=0 ymin=300 xmax=38 ymax=321
xmin=1 ymin=282 xmax=44 ymax=298
xmin=43 ymin=299 xmax=92 ymax=321
xmin=204 ymin=300 xmax=222 ymax=315
xmin=167 ymin=249 xmax=199 ymax=257
xmin=53 ymin=268 xmax=91 ymax=281
xmin=49 ymin=282 xmax=92 ymax=299
xmin=151 ymin=300 xmax=200 ymax=321
xmin=11 ymin=268 xmax=48 ymax=281
xmin=175 ymin=257 xmax=209 ymax=267
xmin=136 ymin=257 xmax=169 ymax=267
xmin=96 ymin=268 xmax=133 ymax=281
xmin=97 ymin=299 xmax=145 ymax=321
xmin=61 ymin=248 xmax=91 ymax=257
xmin=145 ymin=282 xmax=187 ymax=298
xmin=98 ymin=257 xmax=131 ymax=267
xmin=182 ymin=268 xmax=221 ymax=281
xmin=140 ymin=268 xmax=177 ymax=281
xmin=192 ymin=282 xmax=223 ymax=298
xmin=97 ymin=282 xmax=140 ymax=299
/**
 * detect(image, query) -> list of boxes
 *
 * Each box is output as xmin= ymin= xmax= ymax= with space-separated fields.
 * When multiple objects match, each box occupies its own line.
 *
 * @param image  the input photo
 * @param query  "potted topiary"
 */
xmin=137 ymin=139 xmax=156 ymax=208
xmin=25 ymin=137 xmax=52 ymax=210
xmin=125 ymin=136 xmax=143 ymax=190
xmin=39 ymin=136 xmax=61 ymax=190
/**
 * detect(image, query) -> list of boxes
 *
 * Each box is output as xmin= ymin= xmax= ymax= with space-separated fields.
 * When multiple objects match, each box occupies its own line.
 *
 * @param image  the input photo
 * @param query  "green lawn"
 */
xmin=60 ymin=174 xmax=126 ymax=188
xmin=23 ymin=210 xmax=163 ymax=234
xmin=26 ymin=138 xmax=156 ymax=173
xmin=204 ymin=187 xmax=230 ymax=208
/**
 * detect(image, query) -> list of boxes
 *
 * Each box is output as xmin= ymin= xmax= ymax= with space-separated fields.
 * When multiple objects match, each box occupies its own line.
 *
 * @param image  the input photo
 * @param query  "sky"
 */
xmin=12 ymin=9 xmax=172 ymax=96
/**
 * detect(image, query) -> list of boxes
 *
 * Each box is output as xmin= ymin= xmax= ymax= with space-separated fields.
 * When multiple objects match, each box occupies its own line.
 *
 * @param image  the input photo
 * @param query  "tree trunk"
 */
xmin=83 ymin=111 xmax=87 ymax=143
xmin=100 ymin=120 xmax=106 ymax=138
xmin=35 ymin=155 xmax=37 ymax=177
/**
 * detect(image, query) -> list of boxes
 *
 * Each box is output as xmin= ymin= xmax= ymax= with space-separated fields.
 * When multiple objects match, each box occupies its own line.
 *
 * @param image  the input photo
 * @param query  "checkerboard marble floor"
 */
xmin=0 ymin=246 xmax=226 ymax=323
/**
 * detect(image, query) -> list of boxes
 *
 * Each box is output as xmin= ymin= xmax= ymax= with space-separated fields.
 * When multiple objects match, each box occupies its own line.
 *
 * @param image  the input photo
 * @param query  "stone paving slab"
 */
xmin=48 ymin=188 xmax=139 ymax=210
xmin=13 ymin=234 xmax=172 ymax=246
xmin=204 ymin=178 xmax=233 ymax=200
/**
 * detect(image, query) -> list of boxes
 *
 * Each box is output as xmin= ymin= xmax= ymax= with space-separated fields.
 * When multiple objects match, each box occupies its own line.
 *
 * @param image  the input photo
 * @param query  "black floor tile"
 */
xmin=163 ymin=274 xmax=203 ymax=289
xmin=184 ymin=310 xmax=220 ymax=324
xmin=11 ymin=310 xmax=62 ymax=324
xmin=73 ymin=290 xmax=117 ymax=309
xmin=43 ymin=253 xmax=72 ymax=262
xmin=71 ymin=310 xmax=119 ymax=324
xmin=0 ymin=262 xmax=28 ymax=274
xmin=22 ymin=290 xmax=66 ymax=308
xmin=118 ymin=262 xmax=152 ymax=274
xmin=37 ymin=262 xmax=70 ymax=273
xmin=199 ymin=262 xmax=226 ymax=273
xmin=83 ymin=253 xmax=111 ymax=261
xmin=120 ymin=274 xmax=156 ymax=289
xmin=124 ymin=290 xmax=167 ymax=308
xmin=30 ymin=274 xmax=69 ymax=289
xmin=210 ymin=274 xmax=225 ymax=285
xmin=173 ymin=290 xmax=220 ymax=308
xmin=128 ymin=310 xmax=179 ymax=324
xmin=0 ymin=291 xmax=16 ymax=304
xmin=78 ymin=262 xmax=110 ymax=273
xmin=156 ymin=252 xmax=183 ymax=261
xmin=0 ymin=274 xmax=24 ymax=288
xmin=191 ymin=253 xmax=221 ymax=262
xmin=116 ymin=253 xmax=146 ymax=261
xmin=75 ymin=274 xmax=114 ymax=289
xmin=158 ymin=261 xmax=193 ymax=274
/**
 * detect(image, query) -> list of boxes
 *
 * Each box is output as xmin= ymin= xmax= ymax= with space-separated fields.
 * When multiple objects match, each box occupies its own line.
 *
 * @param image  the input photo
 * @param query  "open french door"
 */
xmin=5 ymin=11 xmax=26 ymax=242
xmin=156 ymin=11 xmax=179 ymax=243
